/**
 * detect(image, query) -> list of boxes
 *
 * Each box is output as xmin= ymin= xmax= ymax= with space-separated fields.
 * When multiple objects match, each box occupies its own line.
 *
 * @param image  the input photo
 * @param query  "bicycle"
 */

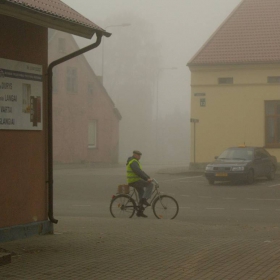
xmin=109 ymin=179 xmax=179 ymax=219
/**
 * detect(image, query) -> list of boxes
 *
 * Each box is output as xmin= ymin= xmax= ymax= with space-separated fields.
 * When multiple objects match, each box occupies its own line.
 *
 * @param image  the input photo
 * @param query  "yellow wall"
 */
xmin=189 ymin=64 xmax=280 ymax=163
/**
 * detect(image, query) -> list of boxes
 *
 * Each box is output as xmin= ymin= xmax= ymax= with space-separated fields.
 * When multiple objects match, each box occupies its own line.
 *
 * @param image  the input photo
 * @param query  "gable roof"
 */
xmin=188 ymin=0 xmax=280 ymax=66
xmin=48 ymin=30 xmax=122 ymax=120
xmin=0 ymin=0 xmax=110 ymax=39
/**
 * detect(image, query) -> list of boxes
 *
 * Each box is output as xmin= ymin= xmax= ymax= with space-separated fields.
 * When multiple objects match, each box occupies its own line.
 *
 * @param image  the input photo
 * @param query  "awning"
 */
xmin=0 ymin=0 xmax=111 ymax=39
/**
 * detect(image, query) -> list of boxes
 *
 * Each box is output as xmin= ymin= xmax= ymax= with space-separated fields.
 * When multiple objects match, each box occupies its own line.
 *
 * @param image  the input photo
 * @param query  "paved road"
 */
xmin=1 ymin=166 xmax=280 ymax=279
xmin=53 ymin=166 xmax=280 ymax=226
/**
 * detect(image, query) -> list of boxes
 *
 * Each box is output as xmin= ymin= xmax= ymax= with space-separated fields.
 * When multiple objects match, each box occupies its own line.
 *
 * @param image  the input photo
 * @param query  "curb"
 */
xmin=156 ymin=169 xmax=204 ymax=176
xmin=0 ymin=252 xmax=11 ymax=266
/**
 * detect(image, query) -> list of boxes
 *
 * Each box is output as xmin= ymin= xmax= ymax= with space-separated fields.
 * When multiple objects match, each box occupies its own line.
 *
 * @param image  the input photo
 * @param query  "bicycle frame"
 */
xmin=110 ymin=178 xmax=179 ymax=219
xmin=127 ymin=179 xmax=161 ymax=206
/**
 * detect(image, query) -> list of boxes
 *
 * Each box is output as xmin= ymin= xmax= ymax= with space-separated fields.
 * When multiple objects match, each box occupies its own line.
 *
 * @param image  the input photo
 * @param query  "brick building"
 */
xmin=49 ymin=30 xmax=121 ymax=164
xmin=0 ymin=0 xmax=109 ymax=242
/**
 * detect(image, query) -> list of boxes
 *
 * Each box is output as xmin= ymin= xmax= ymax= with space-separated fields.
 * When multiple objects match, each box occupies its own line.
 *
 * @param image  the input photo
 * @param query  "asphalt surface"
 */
xmin=1 ymin=165 xmax=280 ymax=279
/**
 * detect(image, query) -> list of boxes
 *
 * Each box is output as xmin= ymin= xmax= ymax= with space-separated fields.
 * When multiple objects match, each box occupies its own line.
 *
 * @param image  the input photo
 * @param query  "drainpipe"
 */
xmin=47 ymin=33 xmax=103 ymax=223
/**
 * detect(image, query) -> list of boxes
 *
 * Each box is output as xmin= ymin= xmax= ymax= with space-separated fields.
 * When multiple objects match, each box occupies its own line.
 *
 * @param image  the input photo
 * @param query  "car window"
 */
xmin=258 ymin=149 xmax=269 ymax=158
xmin=219 ymin=148 xmax=253 ymax=160
xmin=247 ymin=150 xmax=253 ymax=159
xmin=260 ymin=148 xmax=270 ymax=157
xmin=255 ymin=149 xmax=263 ymax=159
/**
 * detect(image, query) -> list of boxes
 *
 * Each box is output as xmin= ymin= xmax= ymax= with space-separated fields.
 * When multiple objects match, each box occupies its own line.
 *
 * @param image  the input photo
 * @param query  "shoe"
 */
xmin=140 ymin=198 xmax=151 ymax=207
xmin=136 ymin=211 xmax=148 ymax=218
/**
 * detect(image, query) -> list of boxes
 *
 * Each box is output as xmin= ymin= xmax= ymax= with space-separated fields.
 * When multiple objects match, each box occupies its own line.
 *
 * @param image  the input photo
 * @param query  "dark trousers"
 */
xmin=130 ymin=179 xmax=153 ymax=202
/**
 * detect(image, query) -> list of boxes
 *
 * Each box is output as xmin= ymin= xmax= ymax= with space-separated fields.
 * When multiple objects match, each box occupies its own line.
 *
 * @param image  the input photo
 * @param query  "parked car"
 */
xmin=205 ymin=146 xmax=277 ymax=185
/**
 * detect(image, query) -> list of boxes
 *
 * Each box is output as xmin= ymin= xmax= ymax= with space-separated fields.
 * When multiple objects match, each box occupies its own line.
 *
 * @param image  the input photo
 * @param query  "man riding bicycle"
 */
xmin=126 ymin=150 xmax=153 ymax=218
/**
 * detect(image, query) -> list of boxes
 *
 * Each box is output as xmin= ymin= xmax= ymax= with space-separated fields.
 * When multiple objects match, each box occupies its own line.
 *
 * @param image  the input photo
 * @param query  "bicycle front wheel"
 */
xmin=153 ymin=195 xmax=179 ymax=219
xmin=110 ymin=194 xmax=136 ymax=218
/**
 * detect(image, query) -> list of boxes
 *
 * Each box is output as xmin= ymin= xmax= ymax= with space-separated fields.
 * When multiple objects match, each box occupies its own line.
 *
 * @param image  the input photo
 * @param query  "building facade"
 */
xmin=188 ymin=0 xmax=280 ymax=167
xmin=49 ymin=31 xmax=121 ymax=164
xmin=0 ymin=0 xmax=109 ymax=242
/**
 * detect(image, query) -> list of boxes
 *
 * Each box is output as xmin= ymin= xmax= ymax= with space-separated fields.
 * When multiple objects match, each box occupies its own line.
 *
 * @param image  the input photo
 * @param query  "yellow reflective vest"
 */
xmin=126 ymin=158 xmax=143 ymax=184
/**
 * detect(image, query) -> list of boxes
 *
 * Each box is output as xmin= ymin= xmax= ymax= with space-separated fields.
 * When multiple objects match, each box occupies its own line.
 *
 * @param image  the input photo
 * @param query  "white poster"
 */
xmin=0 ymin=58 xmax=43 ymax=130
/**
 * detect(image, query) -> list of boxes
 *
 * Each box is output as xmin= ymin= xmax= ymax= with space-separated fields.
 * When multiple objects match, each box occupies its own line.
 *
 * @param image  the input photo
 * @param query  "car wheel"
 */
xmin=267 ymin=166 xmax=276 ymax=181
xmin=247 ymin=169 xmax=254 ymax=184
xmin=208 ymin=179 xmax=215 ymax=185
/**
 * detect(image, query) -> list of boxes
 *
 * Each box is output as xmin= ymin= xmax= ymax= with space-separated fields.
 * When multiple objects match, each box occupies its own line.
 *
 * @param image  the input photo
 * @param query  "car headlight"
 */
xmin=205 ymin=166 xmax=213 ymax=171
xmin=231 ymin=166 xmax=245 ymax=171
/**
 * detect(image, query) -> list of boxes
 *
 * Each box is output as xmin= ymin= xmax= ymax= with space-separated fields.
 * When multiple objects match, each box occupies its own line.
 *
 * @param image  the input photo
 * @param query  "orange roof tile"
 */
xmin=2 ymin=0 xmax=109 ymax=37
xmin=188 ymin=0 xmax=280 ymax=65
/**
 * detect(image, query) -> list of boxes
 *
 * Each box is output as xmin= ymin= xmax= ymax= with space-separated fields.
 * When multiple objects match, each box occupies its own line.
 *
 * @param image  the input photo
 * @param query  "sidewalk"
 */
xmin=1 ymin=215 xmax=280 ymax=279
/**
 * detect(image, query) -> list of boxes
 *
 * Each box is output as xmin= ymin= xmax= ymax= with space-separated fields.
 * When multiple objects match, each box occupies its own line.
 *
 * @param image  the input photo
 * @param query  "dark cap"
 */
xmin=133 ymin=150 xmax=142 ymax=155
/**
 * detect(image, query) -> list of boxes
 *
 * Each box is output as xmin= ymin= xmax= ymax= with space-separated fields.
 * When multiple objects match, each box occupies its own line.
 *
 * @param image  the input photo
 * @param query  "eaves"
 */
xmin=0 ymin=0 xmax=111 ymax=39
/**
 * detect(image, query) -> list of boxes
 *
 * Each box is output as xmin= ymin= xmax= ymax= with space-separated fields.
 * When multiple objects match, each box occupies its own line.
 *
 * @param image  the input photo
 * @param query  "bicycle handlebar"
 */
xmin=152 ymin=178 xmax=159 ymax=187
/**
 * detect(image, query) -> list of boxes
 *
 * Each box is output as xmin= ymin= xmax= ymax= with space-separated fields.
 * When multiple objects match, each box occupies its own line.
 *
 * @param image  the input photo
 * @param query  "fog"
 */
xmin=61 ymin=0 xmax=242 ymax=165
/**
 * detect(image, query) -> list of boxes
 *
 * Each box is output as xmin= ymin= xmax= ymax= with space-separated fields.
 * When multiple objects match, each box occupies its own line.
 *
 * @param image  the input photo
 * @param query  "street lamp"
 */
xmin=190 ymin=118 xmax=199 ymax=164
xmin=101 ymin=23 xmax=131 ymax=84
xmin=156 ymin=67 xmax=177 ymax=162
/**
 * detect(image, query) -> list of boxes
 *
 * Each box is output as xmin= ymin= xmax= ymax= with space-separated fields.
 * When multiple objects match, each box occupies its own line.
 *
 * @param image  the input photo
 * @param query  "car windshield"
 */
xmin=218 ymin=148 xmax=253 ymax=160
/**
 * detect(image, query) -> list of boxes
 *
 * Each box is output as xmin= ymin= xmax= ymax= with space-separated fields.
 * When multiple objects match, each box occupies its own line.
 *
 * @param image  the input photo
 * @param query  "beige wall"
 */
xmin=189 ymin=64 xmax=280 ymax=164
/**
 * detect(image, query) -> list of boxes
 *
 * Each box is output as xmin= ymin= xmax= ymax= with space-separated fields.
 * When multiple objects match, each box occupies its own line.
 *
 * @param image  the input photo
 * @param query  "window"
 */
xmin=265 ymin=100 xmax=280 ymax=147
xmin=218 ymin=77 xmax=233 ymax=84
xmin=254 ymin=149 xmax=268 ymax=159
xmin=66 ymin=67 xmax=78 ymax=93
xmin=58 ymin=38 xmax=66 ymax=53
xmin=267 ymin=76 xmax=280 ymax=84
xmin=88 ymin=120 xmax=97 ymax=148
xmin=88 ymin=83 xmax=94 ymax=95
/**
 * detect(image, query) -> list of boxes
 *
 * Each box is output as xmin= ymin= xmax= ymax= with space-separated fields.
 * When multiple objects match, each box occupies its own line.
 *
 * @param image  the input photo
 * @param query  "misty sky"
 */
xmin=62 ymin=0 xmax=242 ymax=116
xmin=60 ymin=0 xmax=242 ymax=164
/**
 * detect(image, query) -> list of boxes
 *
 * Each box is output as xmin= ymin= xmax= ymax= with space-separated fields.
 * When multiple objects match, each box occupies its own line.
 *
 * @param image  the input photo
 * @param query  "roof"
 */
xmin=188 ymin=0 xmax=280 ymax=66
xmin=48 ymin=30 xmax=122 ymax=120
xmin=0 ymin=0 xmax=111 ymax=39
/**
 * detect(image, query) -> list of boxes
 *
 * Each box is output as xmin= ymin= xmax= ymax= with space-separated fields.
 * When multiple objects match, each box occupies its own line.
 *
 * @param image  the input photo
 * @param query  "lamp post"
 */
xmin=190 ymin=118 xmax=199 ymax=164
xmin=155 ymin=67 xmax=177 ymax=162
xmin=101 ymin=23 xmax=131 ymax=84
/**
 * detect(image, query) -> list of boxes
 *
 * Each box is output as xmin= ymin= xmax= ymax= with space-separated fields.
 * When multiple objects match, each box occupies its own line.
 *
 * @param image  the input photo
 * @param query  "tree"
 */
xmin=158 ymin=107 xmax=190 ymax=165
xmin=100 ymin=13 xmax=162 ymax=163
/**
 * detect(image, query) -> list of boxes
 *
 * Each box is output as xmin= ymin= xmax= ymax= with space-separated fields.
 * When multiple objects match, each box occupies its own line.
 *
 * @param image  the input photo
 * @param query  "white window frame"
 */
xmin=66 ymin=67 xmax=78 ymax=93
xmin=88 ymin=120 xmax=97 ymax=148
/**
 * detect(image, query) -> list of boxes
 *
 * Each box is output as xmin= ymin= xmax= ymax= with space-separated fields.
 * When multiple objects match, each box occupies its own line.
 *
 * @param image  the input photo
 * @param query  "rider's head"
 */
xmin=133 ymin=150 xmax=142 ymax=160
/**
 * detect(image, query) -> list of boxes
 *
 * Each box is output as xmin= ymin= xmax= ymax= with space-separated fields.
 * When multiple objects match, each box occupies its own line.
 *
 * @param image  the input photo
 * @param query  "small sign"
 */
xmin=190 ymin=118 xmax=199 ymax=123
xmin=194 ymin=93 xmax=205 ymax=97
xmin=200 ymin=98 xmax=206 ymax=107
xmin=0 ymin=57 xmax=43 ymax=130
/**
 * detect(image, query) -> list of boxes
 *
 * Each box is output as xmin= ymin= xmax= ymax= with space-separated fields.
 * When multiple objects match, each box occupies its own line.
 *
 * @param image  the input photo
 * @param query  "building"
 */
xmin=0 ymin=0 xmax=109 ymax=242
xmin=187 ymin=0 xmax=280 ymax=168
xmin=49 ymin=30 xmax=121 ymax=164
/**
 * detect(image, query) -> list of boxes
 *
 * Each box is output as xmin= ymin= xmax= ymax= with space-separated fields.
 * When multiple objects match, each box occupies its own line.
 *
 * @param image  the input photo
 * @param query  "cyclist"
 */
xmin=126 ymin=150 xmax=153 ymax=218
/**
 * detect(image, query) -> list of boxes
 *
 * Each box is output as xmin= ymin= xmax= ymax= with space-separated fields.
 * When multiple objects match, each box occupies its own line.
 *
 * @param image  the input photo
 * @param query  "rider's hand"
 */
xmin=147 ymin=178 xmax=153 ymax=183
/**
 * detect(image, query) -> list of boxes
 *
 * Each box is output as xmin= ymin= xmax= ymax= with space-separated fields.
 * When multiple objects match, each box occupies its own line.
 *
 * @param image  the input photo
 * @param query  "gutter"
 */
xmin=47 ymin=32 xmax=104 ymax=224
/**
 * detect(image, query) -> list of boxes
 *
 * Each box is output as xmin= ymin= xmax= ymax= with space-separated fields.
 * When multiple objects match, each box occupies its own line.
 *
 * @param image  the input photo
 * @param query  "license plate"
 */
xmin=216 ymin=172 xmax=228 ymax=177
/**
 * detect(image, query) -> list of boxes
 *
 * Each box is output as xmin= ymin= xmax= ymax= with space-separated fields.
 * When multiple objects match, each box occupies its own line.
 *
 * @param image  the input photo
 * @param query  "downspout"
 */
xmin=47 ymin=33 xmax=103 ymax=223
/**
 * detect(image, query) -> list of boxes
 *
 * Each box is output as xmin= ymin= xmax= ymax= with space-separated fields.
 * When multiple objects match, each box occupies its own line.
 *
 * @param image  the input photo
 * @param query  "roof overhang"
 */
xmin=0 ymin=0 xmax=111 ymax=39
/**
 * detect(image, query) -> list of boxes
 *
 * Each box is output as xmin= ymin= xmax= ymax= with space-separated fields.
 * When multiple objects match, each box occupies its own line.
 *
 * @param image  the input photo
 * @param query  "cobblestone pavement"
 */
xmin=1 ymin=215 xmax=280 ymax=280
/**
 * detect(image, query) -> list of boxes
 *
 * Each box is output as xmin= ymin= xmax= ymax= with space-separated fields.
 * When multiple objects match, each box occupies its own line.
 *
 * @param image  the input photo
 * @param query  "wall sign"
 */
xmin=200 ymin=98 xmax=206 ymax=107
xmin=194 ymin=93 xmax=206 ymax=97
xmin=0 ymin=58 xmax=43 ymax=130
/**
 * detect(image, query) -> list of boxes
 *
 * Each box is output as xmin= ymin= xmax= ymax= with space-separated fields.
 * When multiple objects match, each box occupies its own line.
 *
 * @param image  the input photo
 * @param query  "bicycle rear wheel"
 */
xmin=110 ymin=194 xmax=136 ymax=218
xmin=152 ymin=195 xmax=179 ymax=219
